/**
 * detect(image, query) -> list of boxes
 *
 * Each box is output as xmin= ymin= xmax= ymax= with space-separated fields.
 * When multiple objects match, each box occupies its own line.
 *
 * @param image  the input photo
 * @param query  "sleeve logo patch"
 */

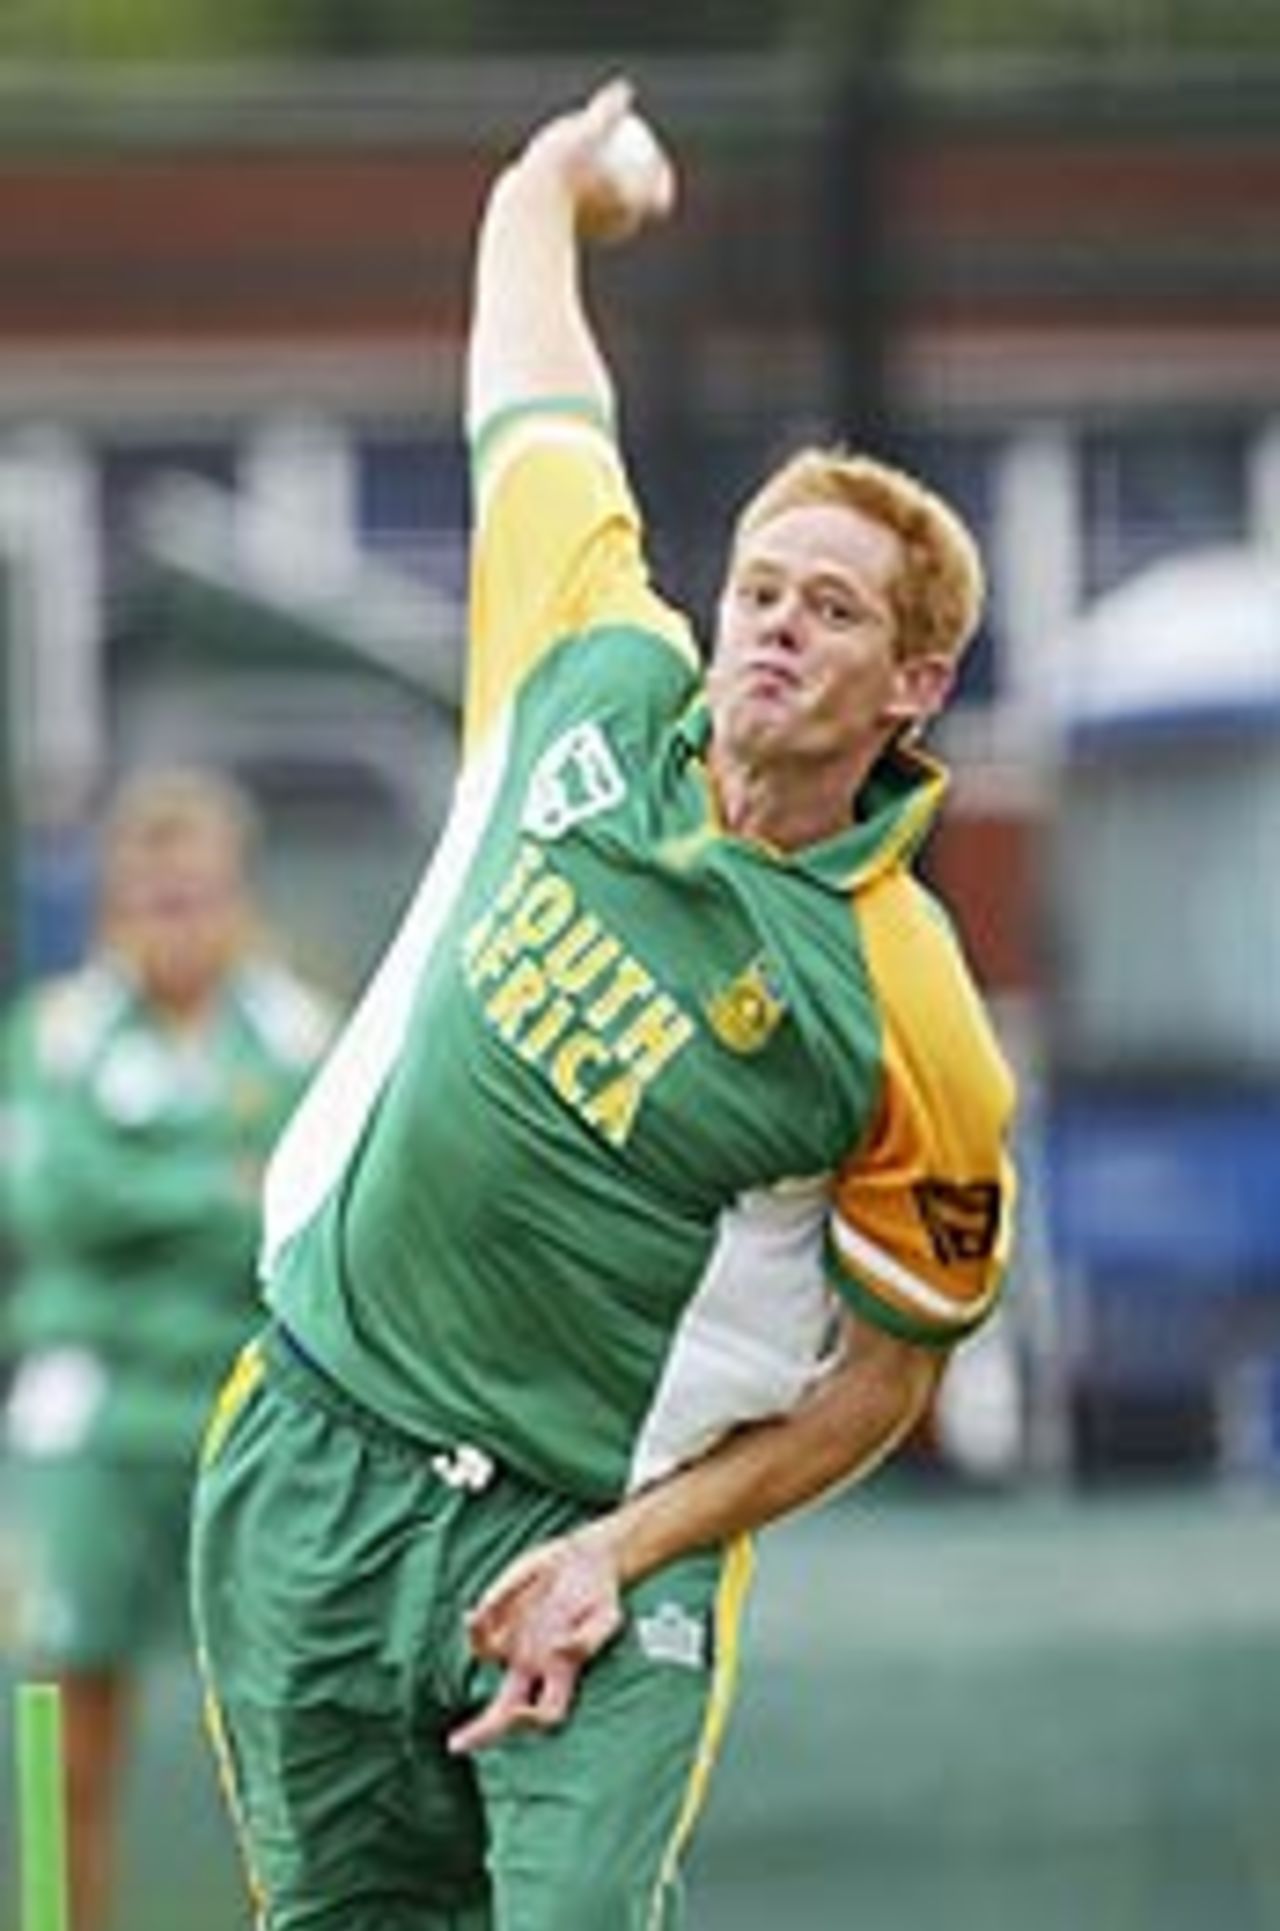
xmin=522 ymin=721 xmax=626 ymax=839
xmin=912 ymin=1179 xmax=1002 ymax=1264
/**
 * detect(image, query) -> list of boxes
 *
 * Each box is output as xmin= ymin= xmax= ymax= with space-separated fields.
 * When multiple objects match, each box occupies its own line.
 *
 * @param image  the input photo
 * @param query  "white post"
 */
xmin=988 ymin=423 xmax=1084 ymax=1484
xmin=239 ymin=413 xmax=359 ymax=595
xmin=0 ymin=428 xmax=104 ymax=818
xmin=991 ymin=421 xmax=1083 ymax=750
xmin=1246 ymin=413 xmax=1280 ymax=556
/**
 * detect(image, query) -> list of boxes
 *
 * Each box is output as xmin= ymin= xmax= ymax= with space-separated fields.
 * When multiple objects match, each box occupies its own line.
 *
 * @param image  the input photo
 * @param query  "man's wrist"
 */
xmin=572 ymin=1511 xmax=641 ymax=1587
xmin=573 ymin=1490 xmax=683 ymax=1590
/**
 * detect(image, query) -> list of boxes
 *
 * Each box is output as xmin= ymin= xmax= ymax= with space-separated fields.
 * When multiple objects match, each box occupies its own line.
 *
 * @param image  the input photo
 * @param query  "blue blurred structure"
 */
xmin=1045 ymin=548 xmax=1280 ymax=1475
xmin=17 ymin=824 xmax=93 ymax=976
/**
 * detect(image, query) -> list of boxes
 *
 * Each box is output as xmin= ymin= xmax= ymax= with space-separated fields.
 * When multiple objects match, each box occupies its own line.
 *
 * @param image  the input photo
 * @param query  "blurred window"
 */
xmin=99 ymin=438 xmax=239 ymax=560
xmin=355 ymin=433 xmax=467 ymax=596
xmin=235 ymin=748 xmax=431 ymax=999
xmin=1054 ymin=733 xmax=1280 ymax=1077
xmin=1081 ymin=421 xmax=1249 ymax=600
xmin=894 ymin=430 xmax=1002 ymax=707
xmin=633 ymin=419 xmax=777 ymax=635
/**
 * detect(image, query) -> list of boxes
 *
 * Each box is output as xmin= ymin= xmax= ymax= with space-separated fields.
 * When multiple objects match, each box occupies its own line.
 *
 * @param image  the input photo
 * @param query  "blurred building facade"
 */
xmin=1 ymin=53 xmax=1277 ymax=1471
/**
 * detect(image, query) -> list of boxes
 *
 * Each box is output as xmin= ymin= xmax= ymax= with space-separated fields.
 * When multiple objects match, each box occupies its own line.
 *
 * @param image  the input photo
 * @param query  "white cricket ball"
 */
xmin=595 ymin=111 xmax=668 ymax=209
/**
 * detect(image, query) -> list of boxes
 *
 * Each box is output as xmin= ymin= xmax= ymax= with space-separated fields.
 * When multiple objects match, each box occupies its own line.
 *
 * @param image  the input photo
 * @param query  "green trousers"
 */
xmin=189 ymin=1328 xmax=753 ymax=1930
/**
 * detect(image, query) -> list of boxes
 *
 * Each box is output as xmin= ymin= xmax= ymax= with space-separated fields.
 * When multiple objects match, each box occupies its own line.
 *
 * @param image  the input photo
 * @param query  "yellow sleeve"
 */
xmin=465 ymin=400 xmax=697 ymax=760
xmin=829 ymin=878 xmax=1018 ymax=1347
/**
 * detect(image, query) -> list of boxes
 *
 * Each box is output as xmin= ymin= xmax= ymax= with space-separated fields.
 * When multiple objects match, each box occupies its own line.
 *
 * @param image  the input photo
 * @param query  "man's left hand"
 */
xmin=447 ymin=1531 xmax=624 ymax=1754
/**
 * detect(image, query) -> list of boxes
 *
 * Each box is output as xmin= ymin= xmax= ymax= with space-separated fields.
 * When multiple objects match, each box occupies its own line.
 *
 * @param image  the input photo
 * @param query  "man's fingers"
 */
xmin=586 ymin=76 xmax=633 ymax=123
xmin=466 ymin=1577 xmax=622 ymax=1667
xmin=532 ymin=76 xmax=633 ymax=173
xmin=470 ymin=1545 xmax=558 ymax=1619
xmin=525 ymin=1654 xmax=577 ymax=1727
xmin=446 ymin=1657 xmax=581 ymax=1756
xmin=465 ymin=1602 xmax=517 ymax=1664
xmin=569 ymin=1596 xmax=624 ymax=1657
xmin=446 ymin=1671 xmax=530 ymax=1756
xmin=463 ymin=1548 xmax=556 ymax=1652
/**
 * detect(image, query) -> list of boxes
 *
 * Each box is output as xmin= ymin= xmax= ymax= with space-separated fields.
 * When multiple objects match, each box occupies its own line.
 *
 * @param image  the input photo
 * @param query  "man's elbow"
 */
xmin=830 ymin=1325 xmax=947 ymax=1473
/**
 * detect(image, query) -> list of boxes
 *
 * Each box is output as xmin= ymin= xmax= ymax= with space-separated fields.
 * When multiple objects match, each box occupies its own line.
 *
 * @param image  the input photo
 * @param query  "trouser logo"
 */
xmin=430 ymin=1443 xmax=496 ymax=1491
xmin=635 ymin=1600 xmax=706 ymax=1669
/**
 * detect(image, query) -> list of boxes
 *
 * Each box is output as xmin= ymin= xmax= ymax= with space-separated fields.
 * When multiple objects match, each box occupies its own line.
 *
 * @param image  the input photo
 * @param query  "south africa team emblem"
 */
xmin=704 ymin=955 xmax=787 ymax=1054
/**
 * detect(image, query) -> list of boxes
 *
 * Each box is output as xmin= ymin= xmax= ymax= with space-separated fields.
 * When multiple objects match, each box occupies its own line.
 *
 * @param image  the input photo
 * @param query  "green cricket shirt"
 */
xmin=264 ymin=403 xmax=1017 ymax=1504
xmin=2 ymin=957 xmax=333 ymax=1457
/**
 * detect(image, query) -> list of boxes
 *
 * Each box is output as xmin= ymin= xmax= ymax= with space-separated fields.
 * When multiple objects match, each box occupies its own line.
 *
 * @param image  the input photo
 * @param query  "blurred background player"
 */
xmin=0 ymin=766 xmax=334 ymax=1931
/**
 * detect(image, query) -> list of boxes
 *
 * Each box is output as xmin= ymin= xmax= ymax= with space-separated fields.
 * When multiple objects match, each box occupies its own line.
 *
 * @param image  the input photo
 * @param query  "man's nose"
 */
xmin=759 ymin=589 xmax=802 ymax=645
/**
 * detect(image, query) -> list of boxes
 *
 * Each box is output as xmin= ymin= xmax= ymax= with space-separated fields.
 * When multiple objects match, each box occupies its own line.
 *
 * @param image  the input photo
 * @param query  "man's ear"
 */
xmin=881 ymin=652 xmax=955 ymax=732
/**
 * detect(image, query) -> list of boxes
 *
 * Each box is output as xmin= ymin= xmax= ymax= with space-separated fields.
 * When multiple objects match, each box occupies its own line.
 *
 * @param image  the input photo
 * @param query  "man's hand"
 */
xmin=467 ymin=74 xmax=675 ymax=432
xmin=445 ymin=1315 xmax=941 ymax=1756
xmin=447 ymin=1531 xmax=624 ymax=1755
xmin=524 ymin=77 xmax=676 ymax=244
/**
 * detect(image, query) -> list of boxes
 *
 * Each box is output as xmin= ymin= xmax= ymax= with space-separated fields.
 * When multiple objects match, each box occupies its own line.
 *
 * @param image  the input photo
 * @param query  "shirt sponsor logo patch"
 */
xmin=522 ymin=722 xmax=626 ymax=839
xmin=704 ymin=955 xmax=787 ymax=1055
xmin=634 ymin=1600 xmax=708 ymax=1671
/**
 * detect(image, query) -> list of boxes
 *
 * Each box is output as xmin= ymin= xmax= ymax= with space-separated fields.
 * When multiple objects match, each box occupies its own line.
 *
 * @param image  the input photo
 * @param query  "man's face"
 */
xmin=104 ymin=827 xmax=248 ymax=1015
xmin=708 ymin=501 xmax=939 ymax=772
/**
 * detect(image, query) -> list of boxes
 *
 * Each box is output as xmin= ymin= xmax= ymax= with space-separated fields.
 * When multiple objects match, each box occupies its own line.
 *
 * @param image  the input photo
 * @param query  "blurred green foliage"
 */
xmin=0 ymin=0 xmax=1276 ymax=62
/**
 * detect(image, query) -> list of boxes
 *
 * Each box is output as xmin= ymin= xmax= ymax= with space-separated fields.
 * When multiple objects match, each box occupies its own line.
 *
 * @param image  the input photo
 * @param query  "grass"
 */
xmin=5 ymin=1482 xmax=1280 ymax=1931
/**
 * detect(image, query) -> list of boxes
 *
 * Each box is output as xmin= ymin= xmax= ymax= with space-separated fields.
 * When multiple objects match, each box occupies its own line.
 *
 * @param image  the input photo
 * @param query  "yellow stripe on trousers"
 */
xmin=646 ymin=1532 xmax=756 ymax=1931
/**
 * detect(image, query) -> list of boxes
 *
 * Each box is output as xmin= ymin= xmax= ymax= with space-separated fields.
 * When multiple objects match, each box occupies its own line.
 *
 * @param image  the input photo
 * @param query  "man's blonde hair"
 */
xmin=103 ymin=766 xmax=258 ymax=869
xmin=731 ymin=446 xmax=985 ymax=663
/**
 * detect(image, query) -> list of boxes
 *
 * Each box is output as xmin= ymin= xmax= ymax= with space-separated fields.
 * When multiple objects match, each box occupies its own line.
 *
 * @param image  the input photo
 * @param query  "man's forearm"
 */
xmin=466 ymin=116 xmax=615 ymax=430
xmin=586 ymin=1320 xmax=943 ymax=1587
xmin=455 ymin=1321 xmax=944 ymax=1754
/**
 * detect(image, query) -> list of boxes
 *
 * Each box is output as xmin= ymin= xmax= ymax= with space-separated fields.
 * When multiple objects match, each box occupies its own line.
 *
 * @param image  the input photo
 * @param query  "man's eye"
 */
xmin=739 ymin=580 xmax=777 ymax=608
xmin=813 ymin=593 xmax=856 ymax=625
